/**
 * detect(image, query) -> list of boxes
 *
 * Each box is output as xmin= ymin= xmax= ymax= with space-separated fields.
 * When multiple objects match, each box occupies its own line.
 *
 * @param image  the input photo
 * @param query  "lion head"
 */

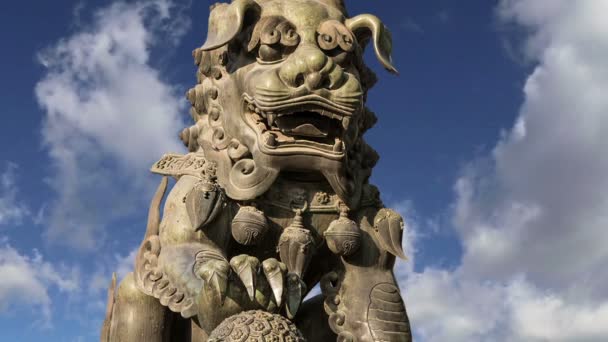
xmin=181 ymin=0 xmax=396 ymax=209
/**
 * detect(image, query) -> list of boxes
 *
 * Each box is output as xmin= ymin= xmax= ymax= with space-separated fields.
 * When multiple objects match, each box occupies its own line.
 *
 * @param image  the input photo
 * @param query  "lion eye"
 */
xmin=249 ymin=17 xmax=300 ymax=64
xmin=317 ymin=20 xmax=356 ymax=54
xmin=261 ymin=29 xmax=281 ymax=45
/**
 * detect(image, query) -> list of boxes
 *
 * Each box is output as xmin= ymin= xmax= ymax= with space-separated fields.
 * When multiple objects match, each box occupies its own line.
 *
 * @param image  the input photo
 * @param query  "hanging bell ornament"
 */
xmin=278 ymin=209 xmax=315 ymax=319
xmin=231 ymin=205 xmax=269 ymax=246
xmin=278 ymin=210 xmax=315 ymax=278
xmin=184 ymin=178 xmax=224 ymax=231
xmin=324 ymin=207 xmax=361 ymax=257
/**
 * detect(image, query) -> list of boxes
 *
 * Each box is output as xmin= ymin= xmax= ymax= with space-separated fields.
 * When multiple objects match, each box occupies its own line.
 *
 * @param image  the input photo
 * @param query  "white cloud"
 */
xmin=115 ymin=247 xmax=138 ymax=282
xmin=0 ymin=163 xmax=30 ymax=226
xmin=401 ymin=269 xmax=608 ymax=341
xmin=35 ymin=0 xmax=189 ymax=250
xmin=62 ymin=245 xmax=140 ymax=337
xmin=0 ymin=239 xmax=79 ymax=327
xmin=396 ymin=1 xmax=608 ymax=340
xmin=392 ymin=199 xmax=421 ymax=274
xmin=87 ymin=247 xmax=136 ymax=298
xmin=462 ymin=0 xmax=608 ymax=295
xmin=401 ymin=269 xmax=507 ymax=341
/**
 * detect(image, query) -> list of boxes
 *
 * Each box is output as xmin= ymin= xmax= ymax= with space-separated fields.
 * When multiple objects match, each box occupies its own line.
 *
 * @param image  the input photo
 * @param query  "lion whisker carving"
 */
xmin=252 ymin=93 xmax=292 ymax=100
xmin=333 ymin=92 xmax=364 ymax=100
xmin=247 ymin=94 xmax=357 ymax=116
xmin=333 ymin=98 xmax=364 ymax=106
xmin=103 ymin=1 xmax=411 ymax=341
xmin=254 ymin=88 xmax=291 ymax=96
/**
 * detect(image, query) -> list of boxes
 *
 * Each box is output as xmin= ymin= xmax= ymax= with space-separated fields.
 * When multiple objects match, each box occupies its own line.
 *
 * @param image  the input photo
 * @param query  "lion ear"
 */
xmin=345 ymin=14 xmax=398 ymax=74
xmin=200 ymin=0 xmax=261 ymax=51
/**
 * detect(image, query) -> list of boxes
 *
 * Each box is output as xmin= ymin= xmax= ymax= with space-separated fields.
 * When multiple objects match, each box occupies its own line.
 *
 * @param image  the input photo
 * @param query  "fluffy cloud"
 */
xmin=0 ymin=240 xmax=79 ymax=327
xmin=88 ymin=247 xmax=137 ymax=298
xmin=461 ymin=0 xmax=608 ymax=297
xmin=88 ymin=246 xmax=137 ymax=297
xmin=35 ymin=0 xmax=189 ymax=250
xmin=402 ymin=270 xmax=608 ymax=341
xmin=114 ymin=247 xmax=138 ymax=281
xmin=392 ymin=200 xmax=422 ymax=273
xmin=0 ymin=163 xmax=30 ymax=226
xmin=398 ymin=1 xmax=608 ymax=340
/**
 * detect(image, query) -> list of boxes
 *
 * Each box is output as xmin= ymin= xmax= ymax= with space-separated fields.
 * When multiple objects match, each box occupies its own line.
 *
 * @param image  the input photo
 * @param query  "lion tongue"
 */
xmin=286 ymin=124 xmax=327 ymax=138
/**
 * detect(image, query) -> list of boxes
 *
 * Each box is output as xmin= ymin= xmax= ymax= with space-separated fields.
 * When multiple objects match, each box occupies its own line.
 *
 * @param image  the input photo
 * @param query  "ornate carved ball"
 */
xmin=324 ymin=215 xmax=361 ymax=256
xmin=231 ymin=206 xmax=269 ymax=246
xmin=207 ymin=310 xmax=305 ymax=342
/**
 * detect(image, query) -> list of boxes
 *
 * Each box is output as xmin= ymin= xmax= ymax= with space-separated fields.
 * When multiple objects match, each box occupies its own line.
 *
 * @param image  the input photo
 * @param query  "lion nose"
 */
xmin=305 ymin=72 xmax=324 ymax=90
xmin=279 ymin=45 xmax=333 ymax=90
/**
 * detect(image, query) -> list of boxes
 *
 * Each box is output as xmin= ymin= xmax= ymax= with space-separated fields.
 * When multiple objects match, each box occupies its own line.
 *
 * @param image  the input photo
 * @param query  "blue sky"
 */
xmin=1 ymin=0 xmax=607 ymax=341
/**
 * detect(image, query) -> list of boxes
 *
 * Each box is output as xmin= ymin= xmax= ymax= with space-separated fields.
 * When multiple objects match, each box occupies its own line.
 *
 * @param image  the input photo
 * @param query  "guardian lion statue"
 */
xmin=101 ymin=0 xmax=411 ymax=341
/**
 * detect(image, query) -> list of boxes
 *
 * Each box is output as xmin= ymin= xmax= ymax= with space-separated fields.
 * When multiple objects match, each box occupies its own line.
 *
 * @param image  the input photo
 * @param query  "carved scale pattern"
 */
xmin=367 ymin=283 xmax=411 ymax=341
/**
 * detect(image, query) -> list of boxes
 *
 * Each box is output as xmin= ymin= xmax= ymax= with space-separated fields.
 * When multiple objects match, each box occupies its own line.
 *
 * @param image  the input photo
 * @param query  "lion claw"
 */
xmin=286 ymin=273 xmax=306 ymax=319
xmin=230 ymin=255 xmax=260 ymax=301
xmin=196 ymin=258 xmax=230 ymax=305
xmin=262 ymin=258 xmax=287 ymax=307
xmin=194 ymin=250 xmax=230 ymax=304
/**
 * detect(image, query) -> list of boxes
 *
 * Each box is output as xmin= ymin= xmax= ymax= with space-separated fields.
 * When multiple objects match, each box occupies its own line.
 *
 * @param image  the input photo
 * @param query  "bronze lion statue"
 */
xmin=101 ymin=1 xmax=411 ymax=341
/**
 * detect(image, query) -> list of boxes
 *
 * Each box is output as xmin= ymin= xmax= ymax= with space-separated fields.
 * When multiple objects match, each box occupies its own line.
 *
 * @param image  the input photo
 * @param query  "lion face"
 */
xmin=184 ymin=0 xmax=396 ymax=209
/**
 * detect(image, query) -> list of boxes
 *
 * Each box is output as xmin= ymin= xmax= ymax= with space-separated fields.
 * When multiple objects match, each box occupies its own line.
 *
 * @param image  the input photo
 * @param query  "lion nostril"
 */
xmin=305 ymin=72 xmax=324 ymax=90
xmin=321 ymin=77 xmax=332 ymax=89
xmin=295 ymin=73 xmax=305 ymax=87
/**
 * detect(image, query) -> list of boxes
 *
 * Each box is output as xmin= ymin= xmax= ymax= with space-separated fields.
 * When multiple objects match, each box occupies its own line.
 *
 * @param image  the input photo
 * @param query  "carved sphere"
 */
xmin=231 ymin=206 xmax=269 ymax=246
xmin=324 ymin=216 xmax=361 ymax=256
xmin=207 ymin=310 xmax=305 ymax=342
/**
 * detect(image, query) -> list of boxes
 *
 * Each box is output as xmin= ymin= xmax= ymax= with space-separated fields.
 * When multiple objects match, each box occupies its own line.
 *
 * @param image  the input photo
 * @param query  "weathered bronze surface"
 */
xmin=102 ymin=0 xmax=411 ymax=341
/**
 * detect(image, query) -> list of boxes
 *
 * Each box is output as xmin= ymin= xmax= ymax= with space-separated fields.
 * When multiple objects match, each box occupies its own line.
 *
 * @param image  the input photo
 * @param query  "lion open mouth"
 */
xmin=244 ymin=94 xmax=353 ymax=156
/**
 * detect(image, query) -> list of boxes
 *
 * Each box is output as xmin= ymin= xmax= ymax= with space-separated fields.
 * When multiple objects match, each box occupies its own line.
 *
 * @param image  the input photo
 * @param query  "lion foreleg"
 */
xmin=321 ymin=207 xmax=412 ymax=342
xmin=103 ymin=272 xmax=178 ymax=342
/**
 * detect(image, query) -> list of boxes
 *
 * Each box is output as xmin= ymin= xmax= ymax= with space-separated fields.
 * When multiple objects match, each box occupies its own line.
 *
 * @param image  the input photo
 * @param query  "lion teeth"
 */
xmin=267 ymin=114 xmax=277 ymax=126
xmin=264 ymin=132 xmax=278 ymax=147
xmin=333 ymin=139 xmax=343 ymax=152
xmin=342 ymin=117 xmax=350 ymax=130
